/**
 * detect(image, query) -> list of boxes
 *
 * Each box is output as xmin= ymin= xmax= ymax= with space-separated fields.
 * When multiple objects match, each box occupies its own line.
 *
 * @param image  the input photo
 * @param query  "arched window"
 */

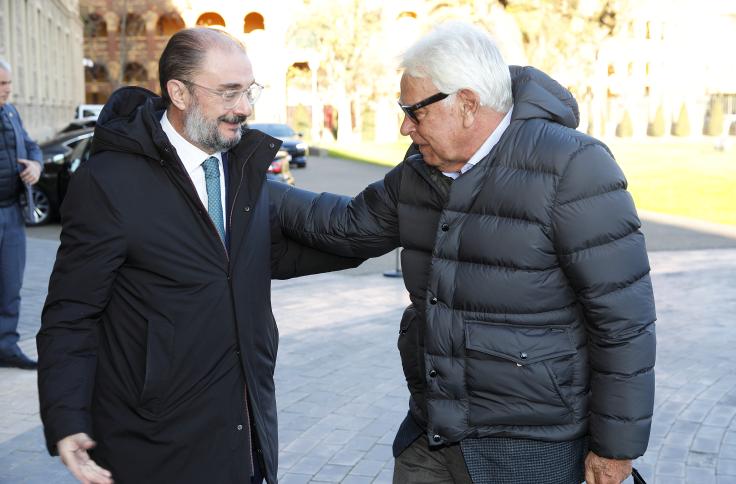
xmin=244 ymin=12 xmax=265 ymax=33
xmin=430 ymin=3 xmax=451 ymax=15
xmin=84 ymin=13 xmax=107 ymax=38
xmin=196 ymin=12 xmax=226 ymax=27
xmin=156 ymin=12 xmax=185 ymax=36
xmin=123 ymin=62 xmax=148 ymax=82
xmin=85 ymin=63 xmax=109 ymax=82
xmin=122 ymin=13 xmax=146 ymax=36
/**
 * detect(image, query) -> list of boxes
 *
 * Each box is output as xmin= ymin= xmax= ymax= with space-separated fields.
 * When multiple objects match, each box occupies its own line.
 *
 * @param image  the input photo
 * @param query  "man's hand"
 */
xmin=57 ymin=433 xmax=113 ymax=484
xmin=17 ymin=158 xmax=41 ymax=185
xmin=585 ymin=451 xmax=632 ymax=484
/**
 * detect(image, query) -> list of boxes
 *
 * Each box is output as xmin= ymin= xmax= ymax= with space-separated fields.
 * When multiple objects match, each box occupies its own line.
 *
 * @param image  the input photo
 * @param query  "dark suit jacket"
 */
xmin=37 ymin=87 xmax=360 ymax=484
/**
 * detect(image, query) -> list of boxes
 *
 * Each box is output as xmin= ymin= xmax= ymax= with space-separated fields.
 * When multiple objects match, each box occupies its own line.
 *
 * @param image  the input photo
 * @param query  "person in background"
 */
xmin=0 ymin=58 xmax=42 ymax=370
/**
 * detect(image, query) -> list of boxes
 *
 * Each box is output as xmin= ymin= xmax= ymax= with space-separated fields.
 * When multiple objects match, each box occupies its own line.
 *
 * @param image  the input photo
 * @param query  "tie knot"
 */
xmin=202 ymin=156 xmax=220 ymax=178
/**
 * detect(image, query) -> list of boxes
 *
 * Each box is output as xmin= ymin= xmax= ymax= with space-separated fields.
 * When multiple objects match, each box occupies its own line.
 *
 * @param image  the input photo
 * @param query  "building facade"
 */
xmin=79 ymin=0 xmax=736 ymax=142
xmin=0 ymin=0 xmax=84 ymax=140
xmin=80 ymin=0 xmax=303 ymax=124
xmin=589 ymin=0 xmax=736 ymax=138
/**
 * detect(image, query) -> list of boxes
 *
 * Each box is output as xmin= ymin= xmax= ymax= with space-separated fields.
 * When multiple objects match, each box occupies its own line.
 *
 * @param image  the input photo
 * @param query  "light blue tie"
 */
xmin=202 ymin=156 xmax=225 ymax=241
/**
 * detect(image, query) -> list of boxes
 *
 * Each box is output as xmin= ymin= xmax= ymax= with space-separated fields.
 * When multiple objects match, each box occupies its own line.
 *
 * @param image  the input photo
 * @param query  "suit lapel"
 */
xmin=226 ymin=130 xmax=280 ymax=263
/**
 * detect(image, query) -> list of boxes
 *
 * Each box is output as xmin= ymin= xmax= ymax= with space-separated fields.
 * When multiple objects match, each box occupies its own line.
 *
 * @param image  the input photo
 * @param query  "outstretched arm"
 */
xmin=267 ymin=163 xmax=403 ymax=259
xmin=269 ymin=198 xmax=364 ymax=279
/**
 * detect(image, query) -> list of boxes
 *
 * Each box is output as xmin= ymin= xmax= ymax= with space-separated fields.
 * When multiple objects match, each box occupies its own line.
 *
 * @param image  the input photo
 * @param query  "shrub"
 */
xmin=672 ymin=103 xmax=690 ymax=137
xmin=704 ymin=99 xmax=724 ymax=136
xmin=616 ymin=110 xmax=633 ymax=137
xmin=647 ymin=105 xmax=666 ymax=137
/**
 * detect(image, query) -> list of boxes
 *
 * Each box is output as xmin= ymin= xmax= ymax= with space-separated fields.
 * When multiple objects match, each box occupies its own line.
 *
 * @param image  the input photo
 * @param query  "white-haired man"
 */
xmin=273 ymin=21 xmax=656 ymax=484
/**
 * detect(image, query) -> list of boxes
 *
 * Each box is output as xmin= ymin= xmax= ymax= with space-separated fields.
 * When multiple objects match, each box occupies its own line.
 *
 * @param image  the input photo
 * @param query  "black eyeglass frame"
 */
xmin=398 ymin=92 xmax=450 ymax=123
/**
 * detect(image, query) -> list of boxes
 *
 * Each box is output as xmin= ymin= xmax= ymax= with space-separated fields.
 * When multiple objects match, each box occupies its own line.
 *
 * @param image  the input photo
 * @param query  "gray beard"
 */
xmin=184 ymin=100 xmax=244 ymax=153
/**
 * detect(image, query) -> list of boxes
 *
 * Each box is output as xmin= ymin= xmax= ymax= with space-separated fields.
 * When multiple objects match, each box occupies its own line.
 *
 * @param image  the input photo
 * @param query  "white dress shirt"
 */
xmin=160 ymin=111 xmax=226 ymax=216
xmin=442 ymin=106 xmax=514 ymax=179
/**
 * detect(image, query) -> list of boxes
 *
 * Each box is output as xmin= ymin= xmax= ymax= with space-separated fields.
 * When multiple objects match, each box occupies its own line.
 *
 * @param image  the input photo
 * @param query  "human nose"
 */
xmin=399 ymin=114 xmax=416 ymax=136
xmin=230 ymin=93 xmax=252 ymax=117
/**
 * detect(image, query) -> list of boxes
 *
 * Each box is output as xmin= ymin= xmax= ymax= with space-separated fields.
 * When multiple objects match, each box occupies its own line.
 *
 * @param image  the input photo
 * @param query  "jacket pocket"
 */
xmin=464 ymin=321 xmax=578 ymax=425
xmin=465 ymin=321 xmax=575 ymax=365
xmin=140 ymin=316 xmax=175 ymax=414
xmin=397 ymin=304 xmax=425 ymax=397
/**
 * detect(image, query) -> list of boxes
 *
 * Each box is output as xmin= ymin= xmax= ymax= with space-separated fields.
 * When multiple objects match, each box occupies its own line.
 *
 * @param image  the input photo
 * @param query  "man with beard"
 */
xmin=37 ymin=28 xmax=359 ymax=484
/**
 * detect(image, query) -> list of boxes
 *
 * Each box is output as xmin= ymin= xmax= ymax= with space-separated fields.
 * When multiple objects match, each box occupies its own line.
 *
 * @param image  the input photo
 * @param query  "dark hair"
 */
xmin=158 ymin=27 xmax=246 ymax=105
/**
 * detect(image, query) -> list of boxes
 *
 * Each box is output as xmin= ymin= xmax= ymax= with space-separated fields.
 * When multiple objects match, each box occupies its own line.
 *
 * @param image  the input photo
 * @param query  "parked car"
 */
xmin=74 ymin=104 xmax=104 ymax=120
xmin=267 ymin=149 xmax=295 ymax=185
xmin=249 ymin=123 xmax=308 ymax=168
xmin=21 ymin=128 xmax=94 ymax=225
xmin=58 ymin=118 xmax=97 ymax=133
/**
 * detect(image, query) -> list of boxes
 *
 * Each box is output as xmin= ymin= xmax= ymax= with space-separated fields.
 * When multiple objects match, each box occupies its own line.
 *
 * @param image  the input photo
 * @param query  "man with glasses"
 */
xmin=37 ymin=27 xmax=359 ymax=484
xmin=273 ymin=21 xmax=656 ymax=483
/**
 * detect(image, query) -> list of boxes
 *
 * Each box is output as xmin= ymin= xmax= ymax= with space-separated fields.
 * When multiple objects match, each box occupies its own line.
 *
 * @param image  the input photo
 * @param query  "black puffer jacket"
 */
xmin=274 ymin=66 xmax=656 ymax=459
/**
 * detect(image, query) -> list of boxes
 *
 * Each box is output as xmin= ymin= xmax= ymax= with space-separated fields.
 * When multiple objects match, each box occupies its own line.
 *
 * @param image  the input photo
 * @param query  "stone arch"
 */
xmin=123 ymin=62 xmax=148 ymax=82
xmin=85 ymin=62 xmax=109 ymax=82
xmin=244 ymin=12 xmax=265 ymax=33
xmin=196 ymin=12 xmax=226 ymax=27
xmin=84 ymin=13 xmax=107 ymax=38
xmin=122 ymin=13 xmax=146 ymax=36
xmin=430 ymin=3 xmax=452 ymax=15
xmin=156 ymin=12 xmax=185 ymax=35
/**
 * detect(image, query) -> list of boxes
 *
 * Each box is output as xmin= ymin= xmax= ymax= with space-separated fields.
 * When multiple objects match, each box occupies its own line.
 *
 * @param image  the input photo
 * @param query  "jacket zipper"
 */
xmin=225 ymin=150 xmax=255 ymax=476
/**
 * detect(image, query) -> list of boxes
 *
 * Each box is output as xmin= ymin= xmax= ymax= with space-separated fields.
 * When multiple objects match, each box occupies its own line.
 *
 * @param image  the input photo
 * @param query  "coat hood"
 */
xmin=92 ymin=86 xmax=172 ymax=161
xmin=510 ymin=66 xmax=580 ymax=129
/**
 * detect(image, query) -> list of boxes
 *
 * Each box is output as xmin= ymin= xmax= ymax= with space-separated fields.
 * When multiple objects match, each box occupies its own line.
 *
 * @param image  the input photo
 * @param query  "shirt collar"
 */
xmin=442 ymin=105 xmax=514 ymax=179
xmin=160 ymin=110 xmax=222 ymax=174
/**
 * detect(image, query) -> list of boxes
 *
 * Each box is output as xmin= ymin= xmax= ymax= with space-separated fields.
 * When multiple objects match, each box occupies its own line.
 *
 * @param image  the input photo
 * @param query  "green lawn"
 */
xmin=320 ymin=138 xmax=736 ymax=226
xmin=608 ymin=140 xmax=736 ymax=226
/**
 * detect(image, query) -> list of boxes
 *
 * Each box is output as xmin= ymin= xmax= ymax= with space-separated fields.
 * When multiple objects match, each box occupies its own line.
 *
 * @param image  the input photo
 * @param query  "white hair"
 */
xmin=0 ymin=59 xmax=10 ymax=73
xmin=400 ymin=21 xmax=512 ymax=113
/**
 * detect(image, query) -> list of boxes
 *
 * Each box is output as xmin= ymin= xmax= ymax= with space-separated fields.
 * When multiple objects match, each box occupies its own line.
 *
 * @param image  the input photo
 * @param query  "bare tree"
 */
xmin=288 ymin=0 xmax=386 ymax=142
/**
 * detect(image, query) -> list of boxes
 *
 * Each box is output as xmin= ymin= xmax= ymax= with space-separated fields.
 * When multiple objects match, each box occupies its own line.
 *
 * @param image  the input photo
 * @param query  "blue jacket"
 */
xmin=0 ymin=103 xmax=42 ymax=205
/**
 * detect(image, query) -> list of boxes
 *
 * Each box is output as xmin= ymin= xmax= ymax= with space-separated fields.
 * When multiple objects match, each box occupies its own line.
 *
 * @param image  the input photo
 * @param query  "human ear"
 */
xmin=167 ymin=79 xmax=189 ymax=110
xmin=458 ymin=89 xmax=479 ymax=127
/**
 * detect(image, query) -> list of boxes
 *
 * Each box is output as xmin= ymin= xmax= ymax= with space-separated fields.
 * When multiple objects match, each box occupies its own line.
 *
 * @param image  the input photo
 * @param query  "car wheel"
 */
xmin=20 ymin=186 xmax=53 ymax=226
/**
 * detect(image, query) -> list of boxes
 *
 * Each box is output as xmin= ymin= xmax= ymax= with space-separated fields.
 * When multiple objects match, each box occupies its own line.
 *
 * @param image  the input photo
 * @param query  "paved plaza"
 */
xmin=1 ymin=218 xmax=736 ymax=483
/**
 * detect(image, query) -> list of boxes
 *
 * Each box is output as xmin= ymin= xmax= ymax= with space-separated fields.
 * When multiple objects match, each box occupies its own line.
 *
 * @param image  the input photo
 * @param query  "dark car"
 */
xmin=21 ymin=128 xmax=94 ymax=225
xmin=249 ymin=123 xmax=308 ymax=168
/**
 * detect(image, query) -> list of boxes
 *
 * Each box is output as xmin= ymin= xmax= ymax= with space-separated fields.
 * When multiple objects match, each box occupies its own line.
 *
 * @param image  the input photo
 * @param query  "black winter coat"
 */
xmin=273 ymin=67 xmax=656 ymax=460
xmin=37 ymin=87 xmax=359 ymax=484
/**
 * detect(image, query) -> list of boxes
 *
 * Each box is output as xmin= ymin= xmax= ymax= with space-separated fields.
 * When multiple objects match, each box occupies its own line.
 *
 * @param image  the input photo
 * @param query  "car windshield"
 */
xmin=252 ymin=123 xmax=295 ymax=138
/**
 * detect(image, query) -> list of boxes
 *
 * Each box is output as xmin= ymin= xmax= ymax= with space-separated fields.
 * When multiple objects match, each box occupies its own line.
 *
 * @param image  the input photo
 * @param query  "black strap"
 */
xmin=632 ymin=467 xmax=647 ymax=484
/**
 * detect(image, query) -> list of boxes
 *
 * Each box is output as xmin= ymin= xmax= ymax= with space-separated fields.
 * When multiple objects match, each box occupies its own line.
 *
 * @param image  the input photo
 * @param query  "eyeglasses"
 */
xmin=182 ymin=80 xmax=264 ymax=109
xmin=397 ymin=92 xmax=449 ymax=123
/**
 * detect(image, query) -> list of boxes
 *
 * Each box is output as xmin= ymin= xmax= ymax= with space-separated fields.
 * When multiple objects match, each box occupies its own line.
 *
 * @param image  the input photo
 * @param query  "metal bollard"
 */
xmin=383 ymin=248 xmax=402 ymax=278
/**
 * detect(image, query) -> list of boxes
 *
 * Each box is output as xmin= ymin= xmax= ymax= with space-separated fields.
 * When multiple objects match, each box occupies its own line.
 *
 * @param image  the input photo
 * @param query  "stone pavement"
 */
xmin=1 ymin=235 xmax=736 ymax=483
